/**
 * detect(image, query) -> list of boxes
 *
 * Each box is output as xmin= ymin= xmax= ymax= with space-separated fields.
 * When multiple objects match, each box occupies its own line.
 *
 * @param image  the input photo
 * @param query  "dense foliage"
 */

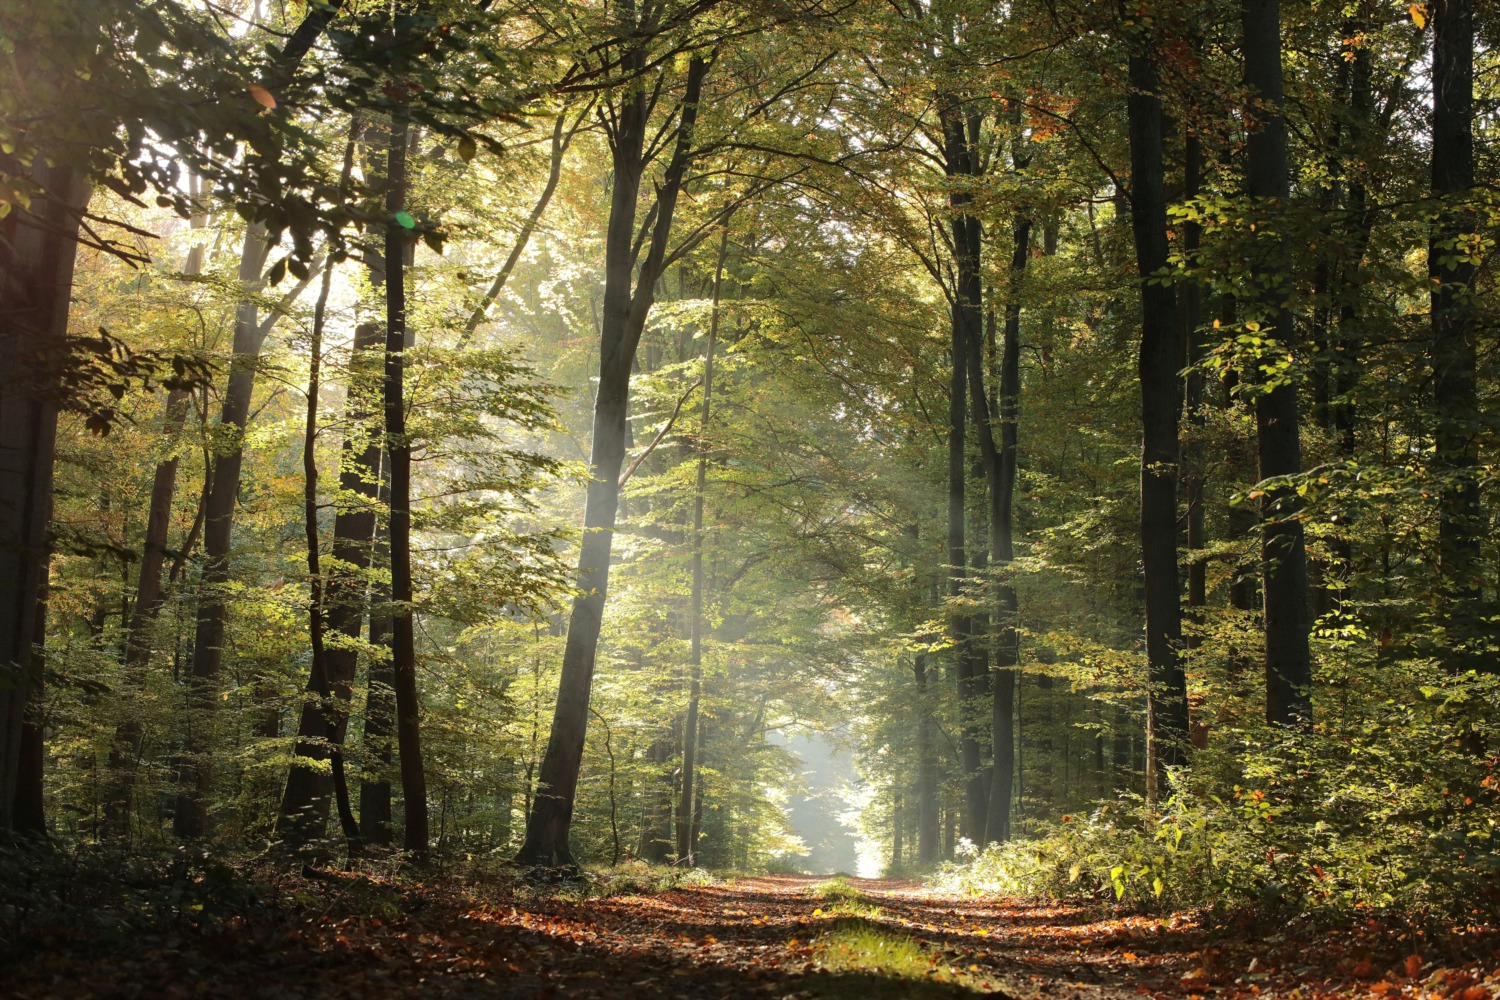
xmin=2 ymin=0 xmax=1498 ymax=929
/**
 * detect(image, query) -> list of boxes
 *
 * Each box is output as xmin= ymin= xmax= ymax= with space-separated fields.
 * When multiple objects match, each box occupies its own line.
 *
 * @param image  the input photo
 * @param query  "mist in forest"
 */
xmin=774 ymin=732 xmax=860 ymax=876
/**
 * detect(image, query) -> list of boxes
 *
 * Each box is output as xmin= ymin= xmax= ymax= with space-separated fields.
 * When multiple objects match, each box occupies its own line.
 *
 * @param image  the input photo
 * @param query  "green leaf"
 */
xmin=394 ymin=210 xmax=416 ymax=229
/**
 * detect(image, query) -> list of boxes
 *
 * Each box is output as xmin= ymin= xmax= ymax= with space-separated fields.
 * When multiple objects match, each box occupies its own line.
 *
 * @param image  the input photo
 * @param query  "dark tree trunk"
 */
xmin=0 ymin=160 xmax=86 ymax=834
xmin=361 ymin=466 xmax=396 ymax=845
xmin=358 ymin=133 xmax=395 ymax=847
xmin=14 ymin=580 xmax=50 ymax=836
xmin=968 ymin=209 xmax=1029 ymax=845
xmin=277 ymin=123 xmax=362 ymax=854
xmin=383 ymin=114 xmax=429 ymax=853
xmin=1429 ymin=0 xmax=1481 ymax=629
xmin=1124 ymin=25 xmax=1189 ymax=790
xmin=676 ymin=227 xmax=728 ymax=865
xmin=1182 ymin=126 xmax=1208 ymax=649
xmin=1242 ymin=0 xmax=1313 ymax=725
xmin=516 ymin=54 xmax=709 ymax=870
xmin=939 ymin=94 xmax=988 ymax=846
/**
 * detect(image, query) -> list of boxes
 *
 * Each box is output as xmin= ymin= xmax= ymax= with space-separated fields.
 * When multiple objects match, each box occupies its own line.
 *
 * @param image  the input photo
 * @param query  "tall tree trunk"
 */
xmin=1429 ymin=0 xmax=1481 ymax=629
xmin=1326 ymin=28 xmax=1375 ymax=614
xmin=0 ymin=158 xmax=86 ymax=834
xmin=278 ymin=123 xmax=362 ymax=853
xmin=676 ymin=227 xmax=728 ymax=865
xmin=361 ymin=451 xmax=396 ymax=845
xmin=516 ymin=54 xmax=709 ymax=870
xmin=1242 ymin=0 xmax=1313 ymax=725
xmin=990 ymin=215 xmax=1027 ymax=844
xmin=174 ymin=222 xmax=271 ymax=839
xmin=106 ymin=205 xmax=209 ymax=837
xmin=940 ymin=95 xmax=987 ymax=846
xmin=358 ymin=130 xmax=395 ymax=847
xmin=1124 ymin=22 xmax=1189 ymax=795
xmin=383 ymin=113 xmax=429 ymax=853
xmin=968 ymin=211 xmax=1029 ymax=845
xmin=914 ymin=650 xmax=939 ymax=864
xmin=1182 ymin=126 xmax=1208 ymax=651
xmin=105 ymin=385 xmax=190 ymax=834
xmin=0 ymin=3 xmax=337 ymax=836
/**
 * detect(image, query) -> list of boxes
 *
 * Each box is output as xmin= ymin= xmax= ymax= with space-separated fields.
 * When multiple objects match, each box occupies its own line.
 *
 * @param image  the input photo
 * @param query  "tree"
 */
xmin=1428 ymin=0 xmax=1481 ymax=630
xmin=1121 ymin=4 xmax=1190 ymax=793
xmin=517 ymin=32 xmax=712 ymax=865
xmin=1241 ymin=0 xmax=1312 ymax=726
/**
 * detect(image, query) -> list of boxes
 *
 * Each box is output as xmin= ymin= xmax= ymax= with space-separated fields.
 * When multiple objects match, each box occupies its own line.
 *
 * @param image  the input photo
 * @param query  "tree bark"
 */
xmin=939 ymin=94 xmax=988 ymax=846
xmin=967 ymin=209 xmax=1029 ymax=845
xmin=277 ymin=122 xmax=362 ymax=854
xmin=914 ymin=650 xmax=939 ymax=864
xmin=1124 ymin=22 xmax=1189 ymax=795
xmin=676 ymin=227 xmax=728 ymax=865
xmin=361 ymin=449 xmax=396 ymax=845
xmin=1242 ymin=0 xmax=1312 ymax=725
xmin=0 ymin=157 xmax=86 ymax=834
xmin=106 ymin=205 xmax=209 ymax=837
xmin=383 ymin=113 xmax=429 ymax=853
xmin=174 ymin=222 xmax=271 ymax=839
xmin=1429 ymin=0 xmax=1481 ymax=628
xmin=516 ymin=54 xmax=709 ymax=870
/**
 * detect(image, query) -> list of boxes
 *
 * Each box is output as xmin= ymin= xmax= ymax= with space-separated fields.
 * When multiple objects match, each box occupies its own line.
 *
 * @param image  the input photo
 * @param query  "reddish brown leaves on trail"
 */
xmin=6 ymin=872 xmax=1498 ymax=999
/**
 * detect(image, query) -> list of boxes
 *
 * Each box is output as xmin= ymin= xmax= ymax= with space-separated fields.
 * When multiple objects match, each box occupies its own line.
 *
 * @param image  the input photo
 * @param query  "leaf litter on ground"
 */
xmin=5 ymin=864 xmax=1498 ymax=999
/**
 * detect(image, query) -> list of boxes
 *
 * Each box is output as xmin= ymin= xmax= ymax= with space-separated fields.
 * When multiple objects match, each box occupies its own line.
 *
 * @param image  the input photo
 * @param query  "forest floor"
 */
xmin=6 ymin=867 xmax=1500 ymax=999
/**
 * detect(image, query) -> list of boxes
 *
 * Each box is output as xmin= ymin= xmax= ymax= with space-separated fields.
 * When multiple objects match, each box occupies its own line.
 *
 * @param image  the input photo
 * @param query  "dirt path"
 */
xmin=8 ymin=870 xmax=1496 ymax=998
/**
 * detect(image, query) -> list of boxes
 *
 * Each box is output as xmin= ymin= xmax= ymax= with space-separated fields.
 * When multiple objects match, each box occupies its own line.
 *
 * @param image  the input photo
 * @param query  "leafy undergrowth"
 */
xmin=4 ymin=847 xmax=1499 ymax=999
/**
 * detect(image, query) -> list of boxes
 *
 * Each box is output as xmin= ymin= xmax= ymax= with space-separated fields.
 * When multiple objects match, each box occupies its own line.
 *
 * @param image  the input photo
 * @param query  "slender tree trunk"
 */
xmin=105 ymin=385 xmax=190 ymax=832
xmin=940 ymin=95 xmax=987 ymax=846
xmin=1124 ymin=22 xmax=1189 ymax=795
xmin=1242 ymin=0 xmax=1313 ymax=725
xmin=358 ymin=128 xmax=395 ymax=847
xmin=1326 ymin=32 xmax=1374 ymax=615
xmin=640 ymin=733 xmax=675 ymax=863
xmin=968 ymin=210 xmax=1029 ymax=845
xmin=278 ymin=123 xmax=362 ymax=853
xmin=915 ymin=651 xmax=939 ymax=864
xmin=1182 ymin=127 xmax=1208 ymax=650
xmin=173 ymin=222 xmax=271 ymax=839
xmin=516 ymin=54 xmax=709 ymax=870
xmin=990 ymin=215 xmax=1027 ymax=844
xmin=1429 ymin=0 xmax=1481 ymax=628
xmin=105 ymin=203 xmax=211 ymax=836
xmin=383 ymin=113 xmax=429 ymax=853
xmin=361 ymin=455 xmax=396 ymax=845
xmin=676 ymin=227 xmax=728 ymax=865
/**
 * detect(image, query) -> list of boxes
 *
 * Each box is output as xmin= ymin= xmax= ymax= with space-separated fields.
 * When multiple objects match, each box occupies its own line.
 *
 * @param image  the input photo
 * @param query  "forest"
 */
xmin=2 ymin=0 xmax=1500 ymax=997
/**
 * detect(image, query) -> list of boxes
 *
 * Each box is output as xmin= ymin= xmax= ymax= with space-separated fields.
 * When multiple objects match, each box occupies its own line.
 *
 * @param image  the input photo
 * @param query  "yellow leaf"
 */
xmin=1410 ymin=3 xmax=1427 ymax=29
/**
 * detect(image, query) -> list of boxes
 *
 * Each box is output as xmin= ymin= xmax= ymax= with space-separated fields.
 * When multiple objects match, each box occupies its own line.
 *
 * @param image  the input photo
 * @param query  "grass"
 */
xmin=807 ymin=919 xmax=1002 ymax=997
xmin=809 ymin=876 xmax=866 ymax=903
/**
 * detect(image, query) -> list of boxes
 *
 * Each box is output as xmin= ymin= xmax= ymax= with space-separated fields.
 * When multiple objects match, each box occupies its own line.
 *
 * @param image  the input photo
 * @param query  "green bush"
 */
xmin=936 ymin=668 xmax=1500 ymax=920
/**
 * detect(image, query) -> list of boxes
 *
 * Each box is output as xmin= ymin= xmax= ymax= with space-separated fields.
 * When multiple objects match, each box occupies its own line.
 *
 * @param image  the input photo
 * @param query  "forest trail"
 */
xmin=13 ymin=867 xmax=1478 ymax=1000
